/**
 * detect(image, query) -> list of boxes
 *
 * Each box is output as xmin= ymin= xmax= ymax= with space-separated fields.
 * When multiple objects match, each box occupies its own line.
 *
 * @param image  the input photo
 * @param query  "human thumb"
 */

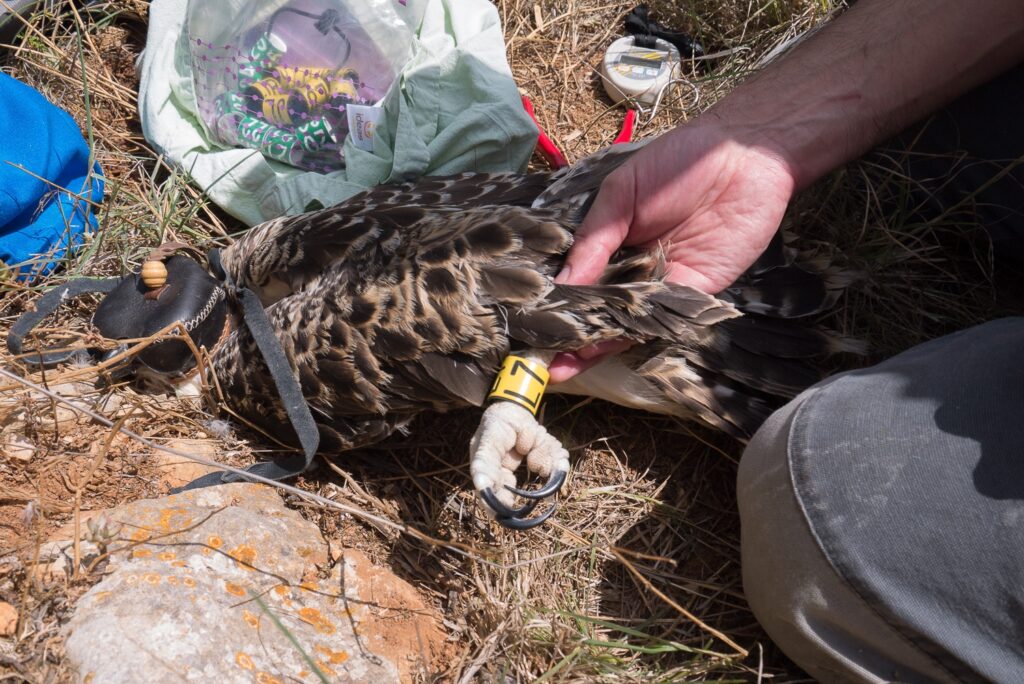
xmin=554 ymin=174 xmax=633 ymax=286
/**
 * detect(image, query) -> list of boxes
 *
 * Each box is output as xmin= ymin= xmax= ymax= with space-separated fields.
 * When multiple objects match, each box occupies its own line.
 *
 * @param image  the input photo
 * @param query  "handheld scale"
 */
xmin=601 ymin=35 xmax=681 ymax=107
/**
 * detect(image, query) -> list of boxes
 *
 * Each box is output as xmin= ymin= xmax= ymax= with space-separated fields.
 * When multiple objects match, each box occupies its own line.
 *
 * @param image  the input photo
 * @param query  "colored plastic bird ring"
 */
xmin=487 ymin=355 xmax=549 ymax=415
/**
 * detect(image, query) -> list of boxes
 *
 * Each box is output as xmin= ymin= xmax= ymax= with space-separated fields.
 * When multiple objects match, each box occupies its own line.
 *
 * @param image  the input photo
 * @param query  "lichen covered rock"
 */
xmin=63 ymin=484 xmax=445 ymax=683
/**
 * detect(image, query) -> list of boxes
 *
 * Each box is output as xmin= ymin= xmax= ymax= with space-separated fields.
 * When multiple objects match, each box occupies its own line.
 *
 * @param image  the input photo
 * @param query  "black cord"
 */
xmin=7 ymin=277 xmax=123 ymax=367
xmin=624 ymin=5 xmax=704 ymax=60
xmin=267 ymin=6 xmax=351 ymax=64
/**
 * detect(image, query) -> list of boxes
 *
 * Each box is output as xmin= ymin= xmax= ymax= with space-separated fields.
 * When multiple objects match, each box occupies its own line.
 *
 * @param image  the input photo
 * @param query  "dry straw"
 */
xmin=0 ymin=1 xmax=1012 ymax=681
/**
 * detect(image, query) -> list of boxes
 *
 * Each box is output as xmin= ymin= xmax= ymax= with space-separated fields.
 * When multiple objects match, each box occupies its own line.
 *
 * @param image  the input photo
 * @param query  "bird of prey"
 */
xmin=11 ymin=142 xmax=856 ymax=529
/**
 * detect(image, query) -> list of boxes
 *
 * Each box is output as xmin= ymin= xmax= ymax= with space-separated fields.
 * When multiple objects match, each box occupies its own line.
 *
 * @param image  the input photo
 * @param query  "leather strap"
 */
xmin=173 ymin=284 xmax=321 ymax=491
xmin=7 ymin=277 xmax=123 ymax=366
xmin=9 ymin=255 xmax=322 ymax=492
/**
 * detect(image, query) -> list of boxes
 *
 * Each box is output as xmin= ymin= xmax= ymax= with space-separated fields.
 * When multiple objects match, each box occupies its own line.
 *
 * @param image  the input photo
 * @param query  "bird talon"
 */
xmin=479 ymin=487 xmax=539 ymax=519
xmin=470 ymin=402 xmax=570 ymax=530
xmin=496 ymin=504 xmax=556 ymax=530
xmin=506 ymin=469 xmax=567 ymax=500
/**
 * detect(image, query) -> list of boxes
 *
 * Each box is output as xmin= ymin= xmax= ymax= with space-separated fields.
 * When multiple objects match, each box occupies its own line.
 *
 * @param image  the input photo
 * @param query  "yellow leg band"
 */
xmin=487 ymin=355 xmax=550 ymax=415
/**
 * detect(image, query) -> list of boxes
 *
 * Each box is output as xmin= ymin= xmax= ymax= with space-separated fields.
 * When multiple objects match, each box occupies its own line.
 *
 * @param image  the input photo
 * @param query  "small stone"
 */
xmin=0 ymin=555 xmax=20 ymax=578
xmin=29 ymin=542 xmax=72 ymax=585
xmin=27 ymin=540 xmax=101 ymax=586
xmin=95 ymin=391 xmax=127 ymax=417
xmin=150 ymin=439 xmax=222 ymax=490
xmin=0 ymin=601 xmax=17 ymax=637
xmin=2 ymin=434 xmax=34 ymax=463
xmin=25 ymin=382 xmax=95 ymax=431
xmin=0 ymin=407 xmax=28 ymax=433
xmin=50 ymin=512 xmax=107 ymax=545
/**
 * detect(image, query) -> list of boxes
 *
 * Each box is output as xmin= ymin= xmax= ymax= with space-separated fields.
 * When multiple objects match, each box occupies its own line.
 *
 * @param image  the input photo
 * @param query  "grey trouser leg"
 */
xmin=738 ymin=318 xmax=1024 ymax=683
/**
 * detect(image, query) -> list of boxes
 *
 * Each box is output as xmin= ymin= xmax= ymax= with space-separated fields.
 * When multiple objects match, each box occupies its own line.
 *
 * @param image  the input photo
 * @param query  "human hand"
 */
xmin=549 ymin=124 xmax=797 ymax=383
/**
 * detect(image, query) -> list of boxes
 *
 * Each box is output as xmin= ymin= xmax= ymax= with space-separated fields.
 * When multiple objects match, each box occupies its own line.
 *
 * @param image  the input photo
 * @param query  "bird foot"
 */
xmin=469 ymin=401 xmax=569 ymax=530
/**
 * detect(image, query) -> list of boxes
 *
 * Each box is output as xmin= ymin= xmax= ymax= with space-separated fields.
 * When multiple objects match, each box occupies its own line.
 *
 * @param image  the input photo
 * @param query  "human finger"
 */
xmin=662 ymin=260 xmax=722 ymax=294
xmin=554 ymin=172 xmax=634 ymax=285
xmin=548 ymin=340 xmax=633 ymax=384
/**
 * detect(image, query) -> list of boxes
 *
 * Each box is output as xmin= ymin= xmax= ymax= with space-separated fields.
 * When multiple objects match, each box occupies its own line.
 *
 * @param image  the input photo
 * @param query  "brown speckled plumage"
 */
xmin=210 ymin=143 xmax=851 ymax=451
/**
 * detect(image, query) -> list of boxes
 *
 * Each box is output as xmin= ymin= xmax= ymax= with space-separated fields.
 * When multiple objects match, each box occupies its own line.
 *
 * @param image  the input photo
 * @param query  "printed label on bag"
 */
xmin=346 ymin=104 xmax=382 ymax=152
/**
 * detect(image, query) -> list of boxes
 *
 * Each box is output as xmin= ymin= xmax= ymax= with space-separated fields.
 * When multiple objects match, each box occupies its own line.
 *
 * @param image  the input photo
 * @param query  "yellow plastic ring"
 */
xmin=487 ymin=355 xmax=549 ymax=415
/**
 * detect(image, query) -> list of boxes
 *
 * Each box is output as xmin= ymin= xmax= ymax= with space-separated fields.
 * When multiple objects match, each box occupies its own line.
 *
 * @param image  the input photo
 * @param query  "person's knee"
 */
xmin=737 ymin=389 xmax=840 ymax=677
xmin=737 ymin=372 xmax=972 ymax=682
xmin=737 ymin=386 xmax=808 ymax=508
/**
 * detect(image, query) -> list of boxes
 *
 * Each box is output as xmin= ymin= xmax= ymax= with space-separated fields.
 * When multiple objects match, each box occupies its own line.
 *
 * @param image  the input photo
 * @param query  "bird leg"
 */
xmin=469 ymin=351 xmax=570 ymax=530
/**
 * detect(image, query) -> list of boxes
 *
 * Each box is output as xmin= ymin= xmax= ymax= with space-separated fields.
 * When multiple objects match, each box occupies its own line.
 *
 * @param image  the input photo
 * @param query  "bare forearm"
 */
xmin=554 ymin=0 xmax=1024 ymax=319
xmin=709 ymin=0 xmax=1024 ymax=189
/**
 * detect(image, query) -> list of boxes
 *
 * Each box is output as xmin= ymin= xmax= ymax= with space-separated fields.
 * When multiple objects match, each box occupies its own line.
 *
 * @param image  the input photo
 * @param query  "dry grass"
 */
xmin=0 ymin=0 xmax=1016 ymax=682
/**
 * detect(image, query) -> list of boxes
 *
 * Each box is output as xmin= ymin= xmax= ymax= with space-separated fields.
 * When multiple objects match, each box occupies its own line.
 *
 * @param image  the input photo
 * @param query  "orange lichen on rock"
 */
xmin=207 ymin=534 xmax=223 ymax=549
xmin=228 ymin=543 xmax=257 ymax=570
xmin=255 ymin=672 xmax=282 ymax=684
xmin=314 ymin=644 xmax=349 ymax=665
xmin=129 ymin=529 xmax=151 ymax=542
xmin=132 ymin=548 xmax=152 ymax=559
xmin=224 ymin=581 xmax=246 ymax=597
xmin=235 ymin=652 xmax=254 ymax=671
xmin=157 ymin=507 xmax=192 ymax=532
xmin=242 ymin=610 xmax=260 ymax=628
xmin=182 ymin=577 xmax=196 ymax=588
xmin=158 ymin=551 xmax=176 ymax=561
xmin=271 ymin=585 xmax=294 ymax=608
xmin=143 ymin=573 xmax=161 ymax=585
xmin=297 ymin=607 xmax=336 ymax=635
xmin=315 ymin=660 xmax=337 ymax=677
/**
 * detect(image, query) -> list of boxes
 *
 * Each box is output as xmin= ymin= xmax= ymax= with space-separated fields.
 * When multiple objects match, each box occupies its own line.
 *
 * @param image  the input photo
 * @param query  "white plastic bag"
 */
xmin=187 ymin=0 xmax=417 ymax=171
xmin=140 ymin=0 xmax=538 ymax=226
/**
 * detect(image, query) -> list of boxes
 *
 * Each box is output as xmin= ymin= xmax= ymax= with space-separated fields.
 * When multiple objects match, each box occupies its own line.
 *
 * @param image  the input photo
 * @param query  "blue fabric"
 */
xmin=0 ymin=73 xmax=104 ymax=278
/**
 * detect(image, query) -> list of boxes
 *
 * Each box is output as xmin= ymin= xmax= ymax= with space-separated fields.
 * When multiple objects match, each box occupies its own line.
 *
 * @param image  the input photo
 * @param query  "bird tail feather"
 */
xmin=505 ymin=279 xmax=740 ymax=349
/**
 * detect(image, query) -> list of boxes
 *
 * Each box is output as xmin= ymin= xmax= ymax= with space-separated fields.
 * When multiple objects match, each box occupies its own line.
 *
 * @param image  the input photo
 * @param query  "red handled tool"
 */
xmin=521 ymin=95 xmax=568 ymax=169
xmin=521 ymin=96 xmax=636 ymax=170
xmin=613 ymin=108 xmax=636 ymax=144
